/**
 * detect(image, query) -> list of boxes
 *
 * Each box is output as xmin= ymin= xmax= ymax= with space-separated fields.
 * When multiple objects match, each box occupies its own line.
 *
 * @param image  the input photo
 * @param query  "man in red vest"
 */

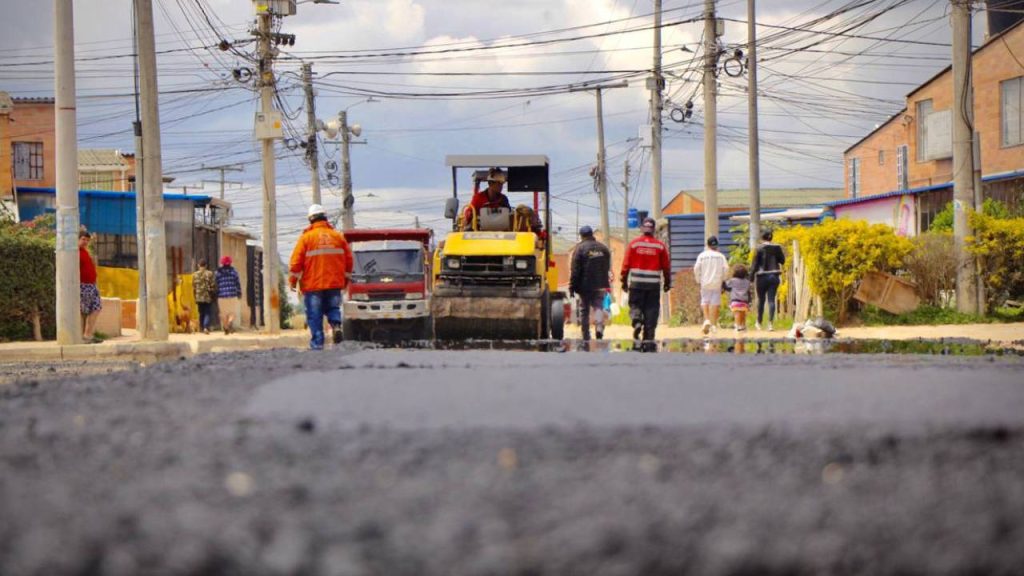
xmin=620 ymin=217 xmax=671 ymax=350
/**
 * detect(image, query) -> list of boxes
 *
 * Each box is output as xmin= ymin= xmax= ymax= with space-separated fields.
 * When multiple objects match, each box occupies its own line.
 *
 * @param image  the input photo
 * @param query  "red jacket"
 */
xmin=621 ymin=234 xmax=671 ymax=289
xmin=79 ymin=247 xmax=97 ymax=284
xmin=289 ymin=220 xmax=353 ymax=291
xmin=463 ymin=190 xmax=511 ymax=226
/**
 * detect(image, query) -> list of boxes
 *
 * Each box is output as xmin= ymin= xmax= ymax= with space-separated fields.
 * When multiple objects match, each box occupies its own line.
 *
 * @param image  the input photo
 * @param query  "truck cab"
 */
xmin=342 ymin=228 xmax=433 ymax=341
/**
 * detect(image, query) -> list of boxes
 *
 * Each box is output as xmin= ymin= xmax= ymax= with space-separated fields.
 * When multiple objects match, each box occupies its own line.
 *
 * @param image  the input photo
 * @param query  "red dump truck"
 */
xmin=342 ymin=228 xmax=434 ymax=341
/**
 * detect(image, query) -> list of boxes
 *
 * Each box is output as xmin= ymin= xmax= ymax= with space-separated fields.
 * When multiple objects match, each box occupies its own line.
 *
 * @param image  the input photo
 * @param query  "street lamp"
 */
xmin=317 ymin=97 xmax=379 ymax=230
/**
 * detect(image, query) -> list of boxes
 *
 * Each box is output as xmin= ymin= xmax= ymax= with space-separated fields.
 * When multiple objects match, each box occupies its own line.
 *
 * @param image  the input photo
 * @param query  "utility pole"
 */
xmin=137 ymin=0 xmax=170 ymax=340
xmin=650 ymin=0 xmax=664 ymax=220
xmin=951 ymin=0 xmax=978 ymax=314
xmin=339 ymin=110 xmax=353 ymax=230
xmin=302 ymin=63 xmax=322 ymax=205
xmin=54 ymin=0 xmax=81 ymax=345
xmin=704 ymin=0 xmax=719 ymax=238
xmin=131 ymin=0 xmax=147 ymax=338
xmin=202 ymin=164 xmax=244 ymax=200
xmin=571 ymin=81 xmax=628 ymax=240
xmin=257 ymin=6 xmax=280 ymax=333
xmin=747 ymin=0 xmax=761 ymax=250
xmin=622 ymin=159 xmax=631 ymax=247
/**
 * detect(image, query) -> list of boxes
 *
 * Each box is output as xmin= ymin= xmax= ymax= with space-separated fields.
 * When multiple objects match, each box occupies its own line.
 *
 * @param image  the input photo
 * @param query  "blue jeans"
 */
xmin=303 ymin=289 xmax=342 ymax=349
xmin=197 ymin=302 xmax=213 ymax=331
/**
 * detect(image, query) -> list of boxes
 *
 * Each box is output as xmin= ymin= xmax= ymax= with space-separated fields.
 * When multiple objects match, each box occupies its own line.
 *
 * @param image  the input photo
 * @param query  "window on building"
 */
xmin=897 ymin=145 xmax=908 ymax=191
xmin=13 ymin=142 xmax=44 ymax=180
xmin=849 ymin=157 xmax=860 ymax=198
xmin=79 ymin=170 xmax=118 ymax=191
xmin=878 ymin=150 xmax=885 ymax=166
xmin=92 ymin=233 xmax=138 ymax=269
xmin=916 ymin=99 xmax=933 ymax=162
xmin=1002 ymin=76 xmax=1023 ymax=147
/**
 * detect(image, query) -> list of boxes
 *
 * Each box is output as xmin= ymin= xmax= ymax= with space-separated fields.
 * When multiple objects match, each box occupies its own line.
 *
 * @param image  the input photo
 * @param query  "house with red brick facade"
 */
xmin=841 ymin=17 xmax=1024 ymax=233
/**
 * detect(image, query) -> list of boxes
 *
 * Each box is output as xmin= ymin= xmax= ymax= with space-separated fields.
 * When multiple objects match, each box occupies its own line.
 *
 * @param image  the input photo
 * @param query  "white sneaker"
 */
xmin=755 ymin=322 xmax=762 ymax=331
xmin=702 ymin=320 xmax=711 ymax=335
xmin=767 ymin=322 xmax=774 ymax=332
xmin=711 ymin=324 xmax=718 ymax=334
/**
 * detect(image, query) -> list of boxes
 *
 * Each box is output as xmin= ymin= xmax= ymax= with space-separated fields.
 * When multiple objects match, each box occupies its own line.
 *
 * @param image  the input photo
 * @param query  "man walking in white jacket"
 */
xmin=693 ymin=236 xmax=729 ymax=335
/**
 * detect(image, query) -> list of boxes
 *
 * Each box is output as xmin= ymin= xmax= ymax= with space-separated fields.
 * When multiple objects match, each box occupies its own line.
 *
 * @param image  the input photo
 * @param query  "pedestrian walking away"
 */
xmin=620 ymin=217 xmax=671 ymax=350
xmin=724 ymin=264 xmax=753 ymax=332
xmin=289 ymin=204 xmax=353 ymax=350
xmin=78 ymin=230 xmax=102 ymax=343
xmin=215 ymin=255 xmax=242 ymax=334
xmin=569 ymin=225 xmax=611 ymax=341
xmin=192 ymin=259 xmax=216 ymax=334
xmin=693 ymin=235 xmax=729 ymax=335
xmin=751 ymin=229 xmax=786 ymax=331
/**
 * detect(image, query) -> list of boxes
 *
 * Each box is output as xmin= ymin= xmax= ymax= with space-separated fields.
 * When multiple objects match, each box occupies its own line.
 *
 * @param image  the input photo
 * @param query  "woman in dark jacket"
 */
xmin=750 ymin=230 xmax=786 ymax=331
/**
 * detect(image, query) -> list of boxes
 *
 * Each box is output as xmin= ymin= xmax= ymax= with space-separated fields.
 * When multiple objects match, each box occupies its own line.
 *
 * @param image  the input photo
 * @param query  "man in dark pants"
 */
xmin=569 ymin=225 xmax=611 ymax=341
xmin=620 ymin=217 xmax=672 ymax=351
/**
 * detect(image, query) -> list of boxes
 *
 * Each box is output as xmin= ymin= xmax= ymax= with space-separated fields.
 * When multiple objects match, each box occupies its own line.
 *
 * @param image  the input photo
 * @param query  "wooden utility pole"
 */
xmin=302 ymin=63 xmax=322 ymax=206
xmin=257 ymin=7 xmax=280 ymax=333
xmin=54 ymin=0 xmax=81 ymax=345
xmin=704 ymin=0 xmax=719 ymax=238
xmin=650 ymin=0 xmax=664 ymax=219
xmin=622 ymin=159 xmax=631 ymax=247
xmin=951 ymin=0 xmax=978 ymax=314
xmin=747 ymin=0 xmax=761 ymax=250
xmin=137 ymin=0 xmax=170 ymax=340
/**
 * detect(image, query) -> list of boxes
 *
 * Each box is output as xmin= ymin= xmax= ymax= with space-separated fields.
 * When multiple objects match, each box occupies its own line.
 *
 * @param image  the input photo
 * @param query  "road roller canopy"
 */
xmin=445 ymin=155 xmax=550 ymax=193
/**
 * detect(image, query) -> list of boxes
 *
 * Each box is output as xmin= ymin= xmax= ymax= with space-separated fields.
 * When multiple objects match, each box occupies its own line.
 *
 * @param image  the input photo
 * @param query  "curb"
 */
xmin=0 ymin=334 xmax=309 ymax=364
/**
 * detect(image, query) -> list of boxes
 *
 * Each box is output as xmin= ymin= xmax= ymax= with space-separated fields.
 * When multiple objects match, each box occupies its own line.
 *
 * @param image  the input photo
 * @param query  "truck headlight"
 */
xmin=350 ymin=293 xmax=369 ymax=301
xmin=515 ymin=258 xmax=530 ymax=270
xmin=405 ymin=292 xmax=424 ymax=300
xmin=446 ymin=257 xmax=461 ymax=269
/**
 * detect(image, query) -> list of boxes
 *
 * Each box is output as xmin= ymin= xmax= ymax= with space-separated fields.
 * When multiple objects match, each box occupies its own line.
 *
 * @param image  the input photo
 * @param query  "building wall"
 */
xmin=845 ymin=23 xmax=1024 ymax=197
xmin=8 ymin=101 xmax=56 ymax=191
xmin=833 ymin=195 xmax=917 ymax=237
xmin=0 ymin=112 xmax=11 ymax=197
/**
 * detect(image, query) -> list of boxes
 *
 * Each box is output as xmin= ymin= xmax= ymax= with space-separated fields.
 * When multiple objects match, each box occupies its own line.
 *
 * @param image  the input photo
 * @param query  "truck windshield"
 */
xmin=353 ymin=249 xmax=422 ymax=280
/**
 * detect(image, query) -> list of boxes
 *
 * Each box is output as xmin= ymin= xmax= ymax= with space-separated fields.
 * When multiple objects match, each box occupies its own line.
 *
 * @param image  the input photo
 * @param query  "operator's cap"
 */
xmin=641 ymin=217 xmax=656 ymax=228
xmin=579 ymin=225 xmax=593 ymax=237
xmin=707 ymin=235 xmax=719 ymax=247
xmin=486 ymin=167 xmax=507 ymax=183
xmin=307 ymin=203 xmax=326 ymax=219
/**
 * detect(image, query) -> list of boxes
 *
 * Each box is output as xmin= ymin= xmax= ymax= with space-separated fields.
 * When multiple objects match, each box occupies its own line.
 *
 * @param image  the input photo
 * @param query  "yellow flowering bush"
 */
xmin=966 ymin=212 xmax=1024 ymax=309
xmin=775 ymin=219 xmax=913 ymax=322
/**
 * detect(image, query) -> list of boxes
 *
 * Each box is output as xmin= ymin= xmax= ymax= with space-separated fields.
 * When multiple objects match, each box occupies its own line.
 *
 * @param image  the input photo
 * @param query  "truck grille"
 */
xmin=367 ymin=291 xmax=406 ymax=301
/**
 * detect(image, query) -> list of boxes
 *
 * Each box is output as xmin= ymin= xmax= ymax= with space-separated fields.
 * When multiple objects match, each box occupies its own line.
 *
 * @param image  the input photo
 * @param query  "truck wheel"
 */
xmin=416 ymin=317 xmax=434 ymax=341
xmin=342 ymin=319 xmax=358 ymax=342
xmin=550 ymin=296 xmax=565 ymax=340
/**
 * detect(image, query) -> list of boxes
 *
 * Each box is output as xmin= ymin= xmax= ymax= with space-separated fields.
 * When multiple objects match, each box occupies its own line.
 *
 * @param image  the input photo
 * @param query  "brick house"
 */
xmin=1 ymin=96 xmax=56 ymax=200
xmin=842 ymin=17 xmax=1024 ymax=230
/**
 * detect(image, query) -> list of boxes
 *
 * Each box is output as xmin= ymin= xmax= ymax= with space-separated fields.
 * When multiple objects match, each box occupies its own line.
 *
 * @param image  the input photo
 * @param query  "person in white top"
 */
xmin=693 ymin=235 xmax=729 ymax=335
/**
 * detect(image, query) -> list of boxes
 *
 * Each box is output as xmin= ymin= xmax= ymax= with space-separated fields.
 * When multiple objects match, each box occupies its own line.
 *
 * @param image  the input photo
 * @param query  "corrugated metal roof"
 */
xmin=823 ymin=170 xmax=1024 ymax=208
xmin=674 ymin=188 xmax=846 ymax=208
xmin=14 ymin=186 xmax=210 ymax=203
xmin=78 ymin=149 xmax=129 ymax=168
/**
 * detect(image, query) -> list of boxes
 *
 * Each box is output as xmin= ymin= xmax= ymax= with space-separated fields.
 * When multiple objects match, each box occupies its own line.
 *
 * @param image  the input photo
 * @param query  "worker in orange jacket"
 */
xmin=289 ymin=204 xmax=353 ymax=349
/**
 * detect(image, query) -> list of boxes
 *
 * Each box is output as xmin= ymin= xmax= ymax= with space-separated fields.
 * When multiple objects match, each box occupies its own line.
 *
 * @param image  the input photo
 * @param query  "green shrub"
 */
xmin=0 ymin=216 xmax=57 ymax=341
xmin=903 ymin=232 xmax=956 ymax=306
xmin=930 ymin=198 xmax=1012 ymax=232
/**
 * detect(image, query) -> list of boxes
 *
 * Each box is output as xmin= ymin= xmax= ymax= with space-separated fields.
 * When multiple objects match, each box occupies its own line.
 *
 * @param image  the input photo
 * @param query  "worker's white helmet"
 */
xmin=307 ymin=204 xmax=326 ymax=219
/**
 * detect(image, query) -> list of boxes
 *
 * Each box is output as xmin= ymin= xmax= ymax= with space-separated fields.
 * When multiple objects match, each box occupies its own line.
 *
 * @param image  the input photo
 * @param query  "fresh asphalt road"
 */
xmin=1 ymin=346 xmax=1023 ymax=575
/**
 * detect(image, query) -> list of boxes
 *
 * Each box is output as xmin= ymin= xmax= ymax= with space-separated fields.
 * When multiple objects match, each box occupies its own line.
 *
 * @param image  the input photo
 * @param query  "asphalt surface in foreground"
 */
xmin=1 ymin=347 xmax=1023 ymax=576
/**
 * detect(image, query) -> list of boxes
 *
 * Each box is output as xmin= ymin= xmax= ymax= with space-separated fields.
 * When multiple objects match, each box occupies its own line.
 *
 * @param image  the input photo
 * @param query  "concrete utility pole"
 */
xmin=136 ymin=0 xmax=170 ymax=340
xmin=951 ymin=0 xmax=978 ymax=314
xmin=704 ymin=0 xmax=719 ymax=238
xmin=650 ymin=0 xmax=664 ymax=219
xmin=622 ymin=159 xmax=631 ymax=247
xmin=747 ymin=0 xmax=761 ymax=250
xmin=133 ymin=121 xmax=147 ymax=338
xmin=257 ymin=8 xmax=281 ymax=333
xmin=203 ymin=164 xmax=244 ymax=200
xmin=340 ymin=110 xmax=354 ymax=230
xmin=54 ymin=0 xmax=81 ymax=345
xmin=571 ymin=81 xmax=628 ymax=239
xmin=302 ymin=63 xmax=321 ymax=205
